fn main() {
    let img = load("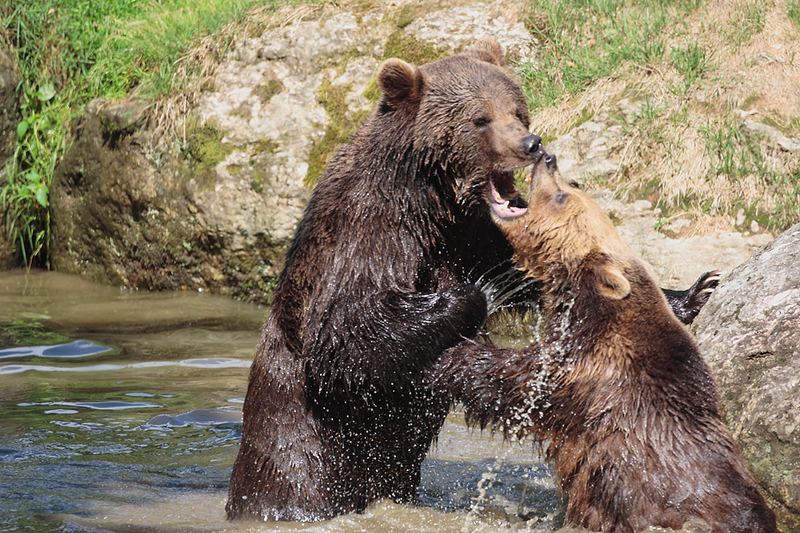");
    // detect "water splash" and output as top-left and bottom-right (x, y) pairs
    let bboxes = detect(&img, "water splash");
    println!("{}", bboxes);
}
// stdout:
(463, 446), (513, 532)
(504, 295), (576, 439)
